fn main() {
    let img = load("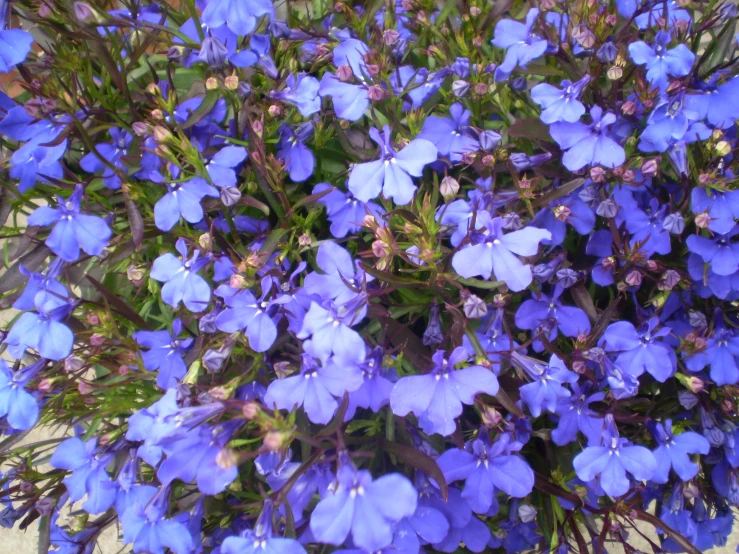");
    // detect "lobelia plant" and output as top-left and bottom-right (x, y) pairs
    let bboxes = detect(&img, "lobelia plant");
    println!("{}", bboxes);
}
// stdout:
(2, 0), (739, 553)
